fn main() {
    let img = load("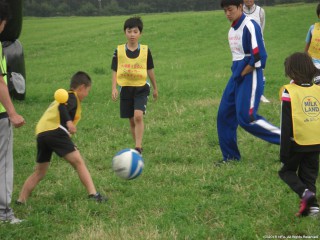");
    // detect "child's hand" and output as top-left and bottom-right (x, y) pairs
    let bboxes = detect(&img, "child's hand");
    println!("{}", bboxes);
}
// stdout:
(112, 88), (118, 101)
(66, 121), (77, 134)
(153, 89), (158, 101)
